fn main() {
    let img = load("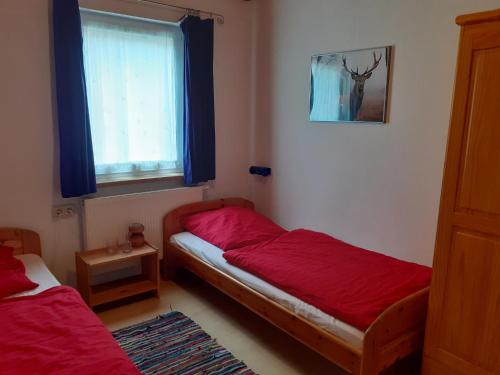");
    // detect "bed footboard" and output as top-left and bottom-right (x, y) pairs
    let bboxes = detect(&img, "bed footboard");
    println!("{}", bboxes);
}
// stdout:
(361, 287), (429, 375)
